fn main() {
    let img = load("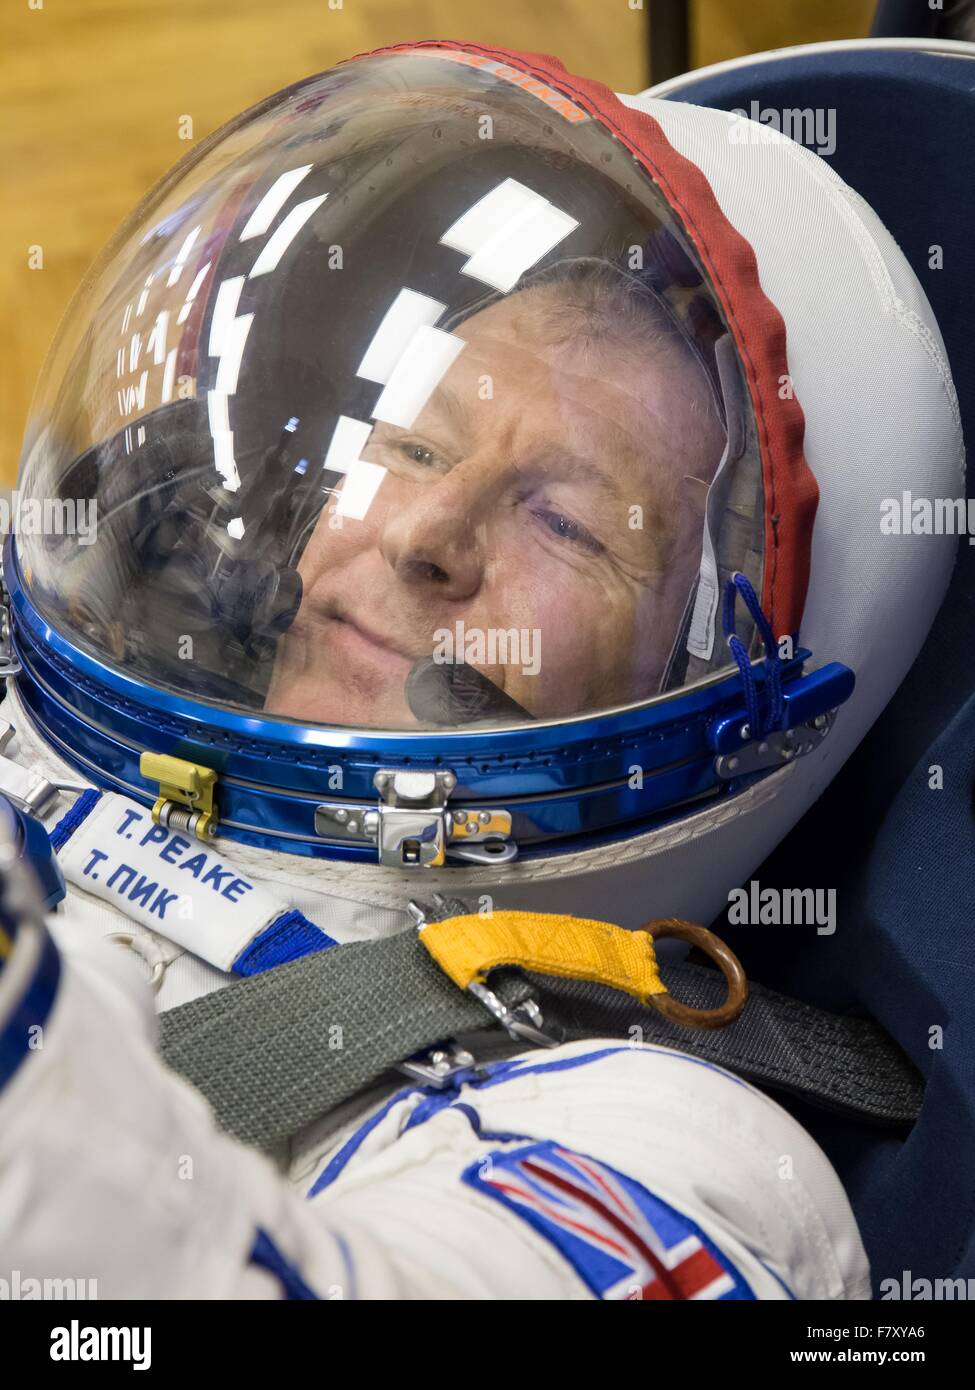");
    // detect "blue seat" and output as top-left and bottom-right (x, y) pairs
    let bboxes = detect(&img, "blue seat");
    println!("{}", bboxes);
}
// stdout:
(871, 0), (962, 39)
(666, 49), (974, 452)
(666, 49), (975, 1291)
